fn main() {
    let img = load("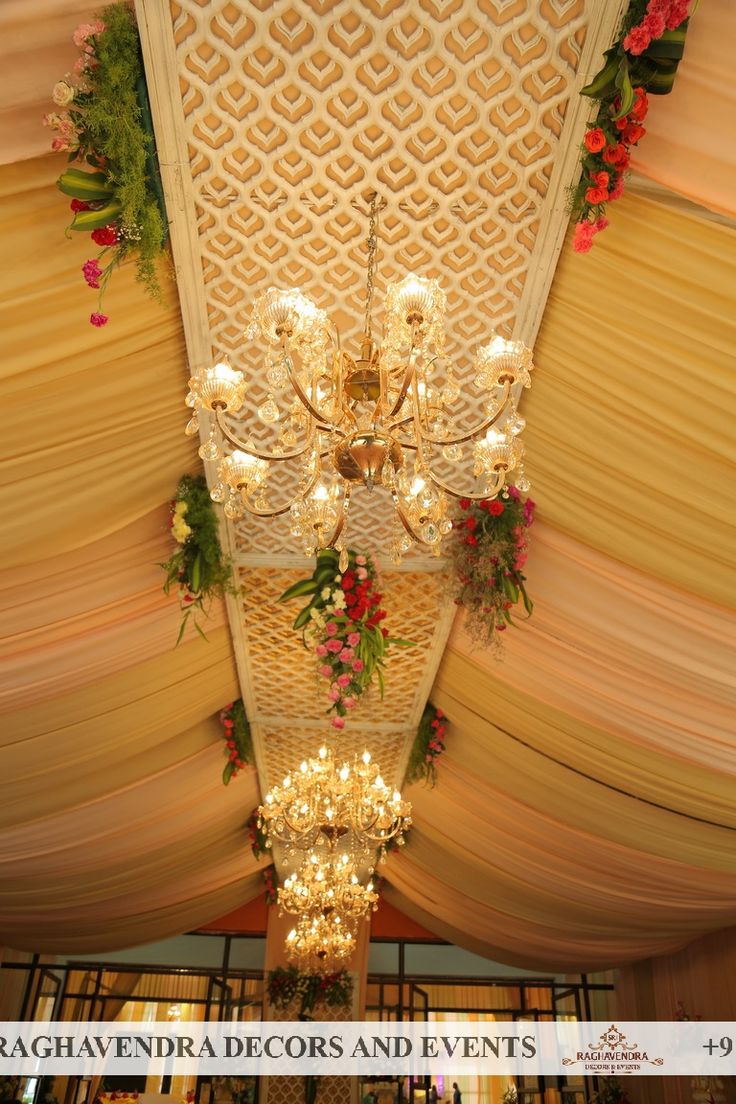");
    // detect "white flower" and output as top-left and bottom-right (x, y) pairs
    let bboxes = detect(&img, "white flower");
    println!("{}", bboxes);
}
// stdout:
(321, 586), (332, 600)
(333, 591), (346, 609)
(52, 81), (75, 106)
